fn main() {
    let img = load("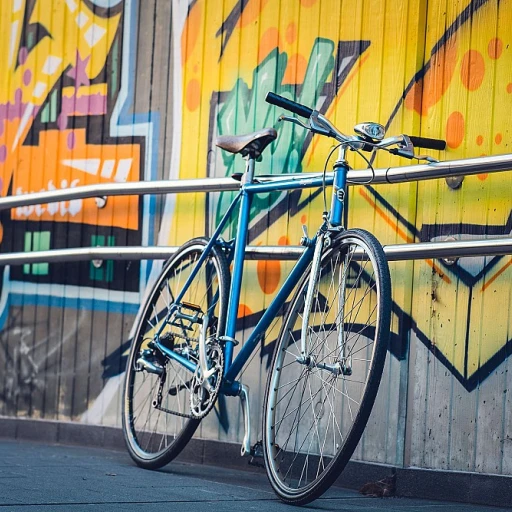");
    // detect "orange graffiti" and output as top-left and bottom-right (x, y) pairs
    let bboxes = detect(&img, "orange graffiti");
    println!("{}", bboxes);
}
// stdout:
(186, 79), (201, 112)
(283, 54), (308, 85)
(405, 41), (458, 116)
(446, 111), (465, 149)
(13, 129), (139, 229)
(258, 27), (282, 63)
(488, 37), (503, 59)
(257, 258), (282, 295)
(482, 257), (512, 292)
(285, 22), (297, 45)
(460, 50), (485, 91)
(238, 303), (253, 318)
(0, 0), (140, 232)
(182, 1), (202, 65)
